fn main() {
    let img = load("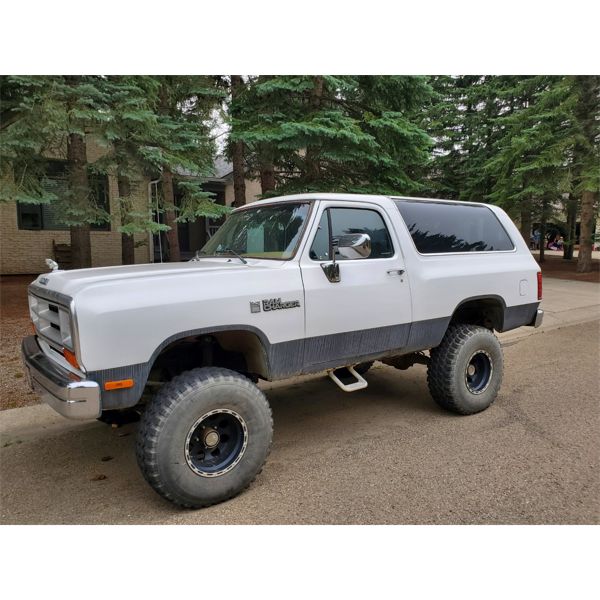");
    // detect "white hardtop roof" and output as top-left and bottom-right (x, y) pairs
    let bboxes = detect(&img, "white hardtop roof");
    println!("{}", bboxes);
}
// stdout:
(240, 192), (491, 209)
